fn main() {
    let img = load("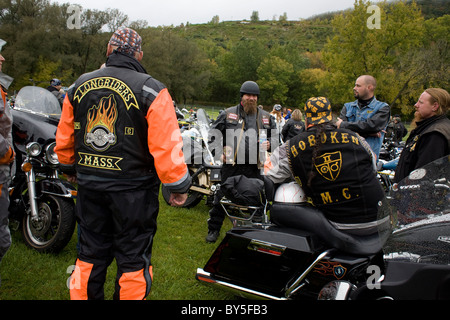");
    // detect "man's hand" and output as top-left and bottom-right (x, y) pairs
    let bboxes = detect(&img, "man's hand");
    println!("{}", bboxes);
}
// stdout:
(336, 117), (343, 128)
(262, 140), (270, 151)
(169, 192), (188, 207)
